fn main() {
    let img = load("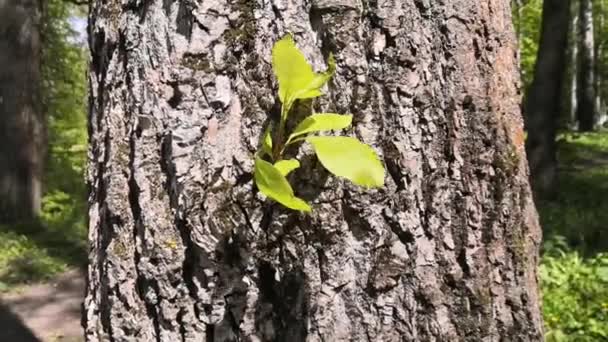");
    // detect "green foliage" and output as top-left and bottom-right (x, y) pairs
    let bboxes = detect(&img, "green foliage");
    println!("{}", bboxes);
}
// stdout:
(261, 124), (273, 157)
(0, 230), (66, 287)
(288, 113), (353, 143)
(274, 159), (300, 176)
(254, 35), (384, 211)
(41, 0), (87, 263)
(272, 34), (336, 108)
(306, 136), (384, 188)
(43, 0), (88, 184)
(254, 157), (311, 212)
(513, 0), (543, 88)
(541, 239), (608, 341)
